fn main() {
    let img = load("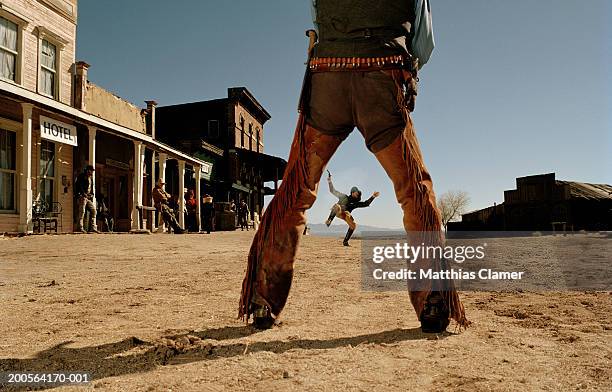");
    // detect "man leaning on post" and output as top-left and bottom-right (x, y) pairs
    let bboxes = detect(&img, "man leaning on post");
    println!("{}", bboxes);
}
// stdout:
(152, 178), (185, 234)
